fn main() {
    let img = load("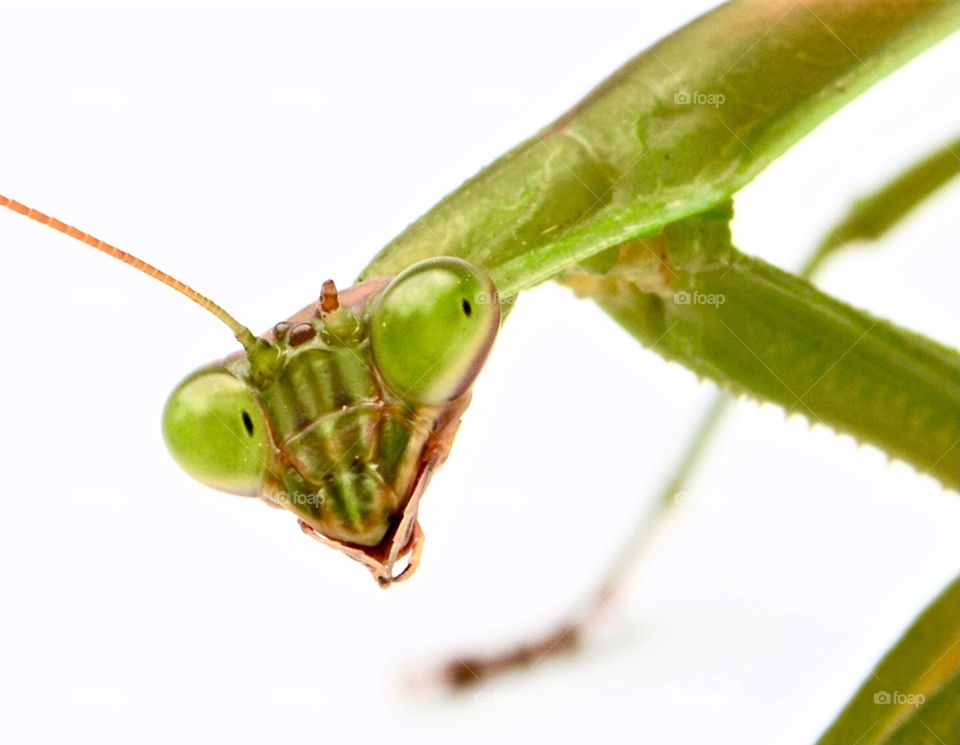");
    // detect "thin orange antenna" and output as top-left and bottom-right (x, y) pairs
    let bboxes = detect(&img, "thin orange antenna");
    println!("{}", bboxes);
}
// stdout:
(0, 194), (256, 349)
